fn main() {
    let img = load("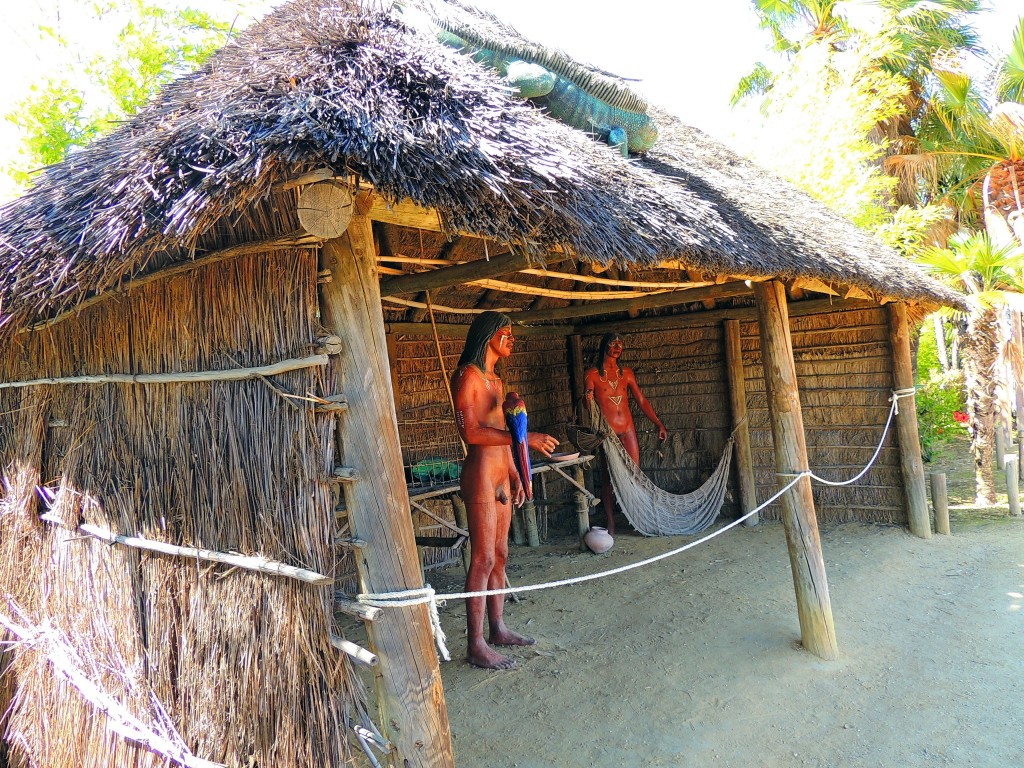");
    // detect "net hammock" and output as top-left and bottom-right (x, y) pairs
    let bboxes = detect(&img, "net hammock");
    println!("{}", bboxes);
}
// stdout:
(570, 399), (734, 537)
